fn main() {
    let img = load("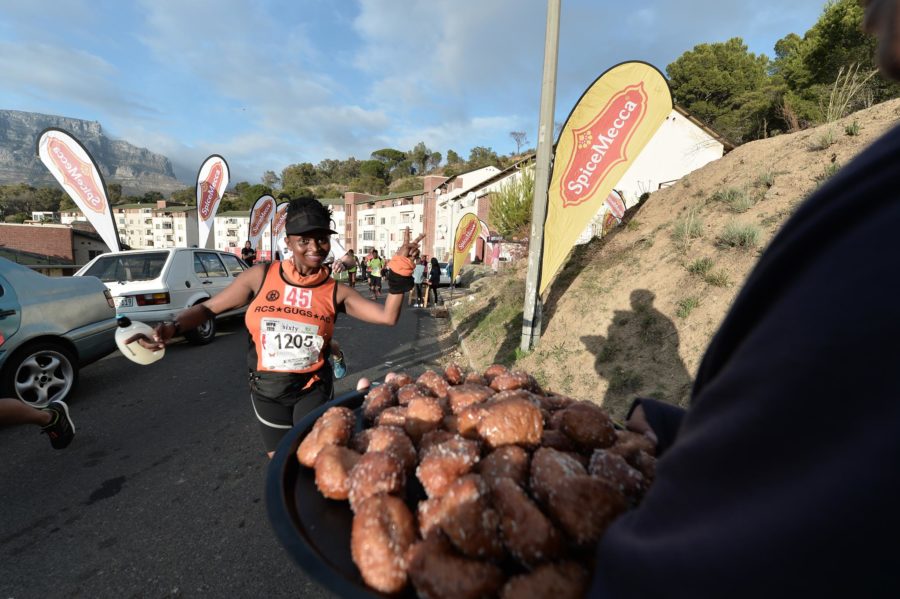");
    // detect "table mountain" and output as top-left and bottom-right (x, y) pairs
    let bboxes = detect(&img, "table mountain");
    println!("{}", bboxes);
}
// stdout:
(0, 109), (184, 196)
